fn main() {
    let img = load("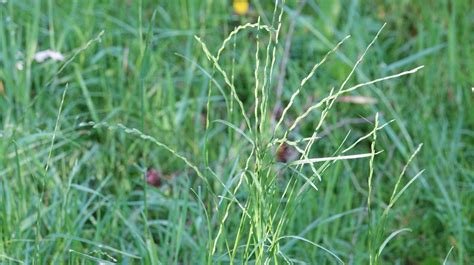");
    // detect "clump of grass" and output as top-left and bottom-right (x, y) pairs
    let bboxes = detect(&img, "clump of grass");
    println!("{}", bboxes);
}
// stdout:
(191, 1), (424, 264)
(84, 1), (425, 263)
